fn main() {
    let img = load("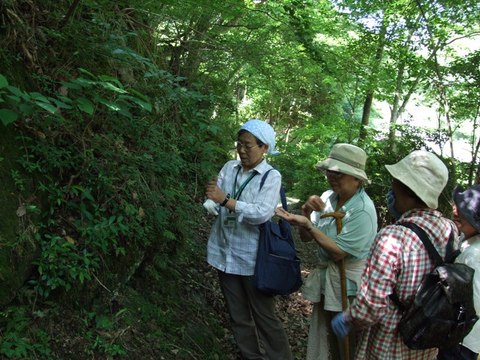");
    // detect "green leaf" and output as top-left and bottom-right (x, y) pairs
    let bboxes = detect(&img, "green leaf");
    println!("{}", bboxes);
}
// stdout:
(30, 92), (50, 102)
(100, 82), (127, 94)
(120, 95), (152, 112)
(98, 75), (123, 88)
(118, 106), (132, 118)
(97, 97), (121, 111)
(7, 85), (30, 101)
(73, 77), (96, 87)
(0, 74), (8, 89)
(57, 95), (73, 104)
(133, 98), (152, 112)
(0, 108), (18, 125)
(19, 103), (34, 115)
(61, 81), (83, 90)
(78, 68), (97, 79)
(128, 88), (149, 101)
(76, 97), (94, 114)
(52, 98), (73, 109)
(35, 100), (57, 114)
(81, 189), (95, 202)
(95, 315), (113, 330)
(6, 95), (21, 103)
